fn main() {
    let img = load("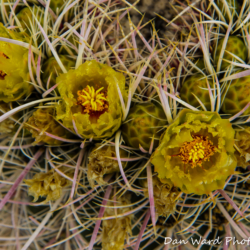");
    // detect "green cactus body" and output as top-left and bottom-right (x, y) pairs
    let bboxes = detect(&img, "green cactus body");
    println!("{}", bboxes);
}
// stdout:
(42, 55), (75, 89)
(50, 0), (65, 14)
(222, 74), (250, 115)
(216, 0), (240, 22)
(122, 103), (166, 151)
(180, 74), (212, 110)
(16, 6), (45, 31)
(50, 0), (74, 19)
(214, 36), (247, 70)
(192, 58), (206, 72)
(16, 6), (45, 45)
